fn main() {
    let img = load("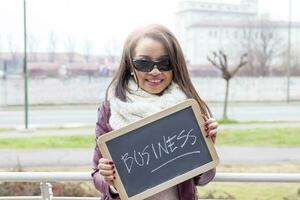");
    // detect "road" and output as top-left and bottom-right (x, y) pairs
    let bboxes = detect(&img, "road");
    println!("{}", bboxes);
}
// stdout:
(1, 146), (300, 168)
(1, 102), (299, 128)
